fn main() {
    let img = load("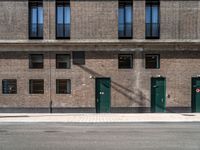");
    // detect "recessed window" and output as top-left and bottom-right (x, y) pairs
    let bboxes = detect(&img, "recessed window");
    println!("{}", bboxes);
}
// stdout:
(2, 79), (17, 94)
(56, 0), (70, 39)
(73, 51), (85, 65)
(29, 54), (43, 69)
(29, 79), (44, 94)
(118, 0), (133, 39)
(118, 54), (133, 69)
(56, 54), (71, 69)
(56, 79), (71, 94)
(145, 54), (160, 69)
(146, 0), (160, 39)
(29, 0), (43, 39)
